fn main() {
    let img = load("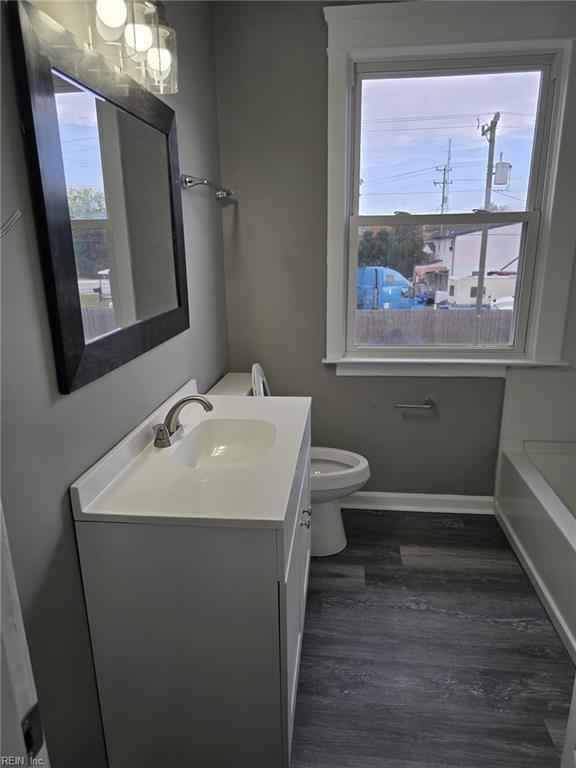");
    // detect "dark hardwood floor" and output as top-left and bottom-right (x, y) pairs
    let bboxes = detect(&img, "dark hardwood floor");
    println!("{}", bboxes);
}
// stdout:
(291, 510), (575, 768)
